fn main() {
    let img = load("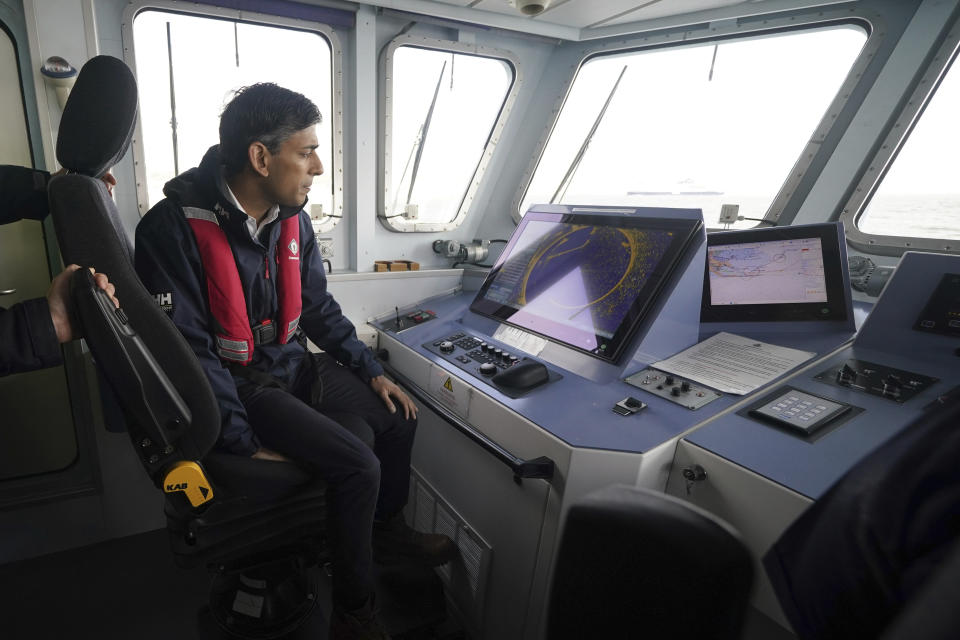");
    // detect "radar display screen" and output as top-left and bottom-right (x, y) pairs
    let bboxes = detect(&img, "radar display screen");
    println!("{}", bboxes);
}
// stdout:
(470, 211), (702, 363)
(701, 223), (848, 323)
